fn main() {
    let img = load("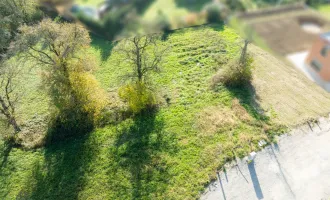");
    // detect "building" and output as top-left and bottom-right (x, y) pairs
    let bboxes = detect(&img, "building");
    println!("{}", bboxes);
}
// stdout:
(305, 32), (330, 91)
